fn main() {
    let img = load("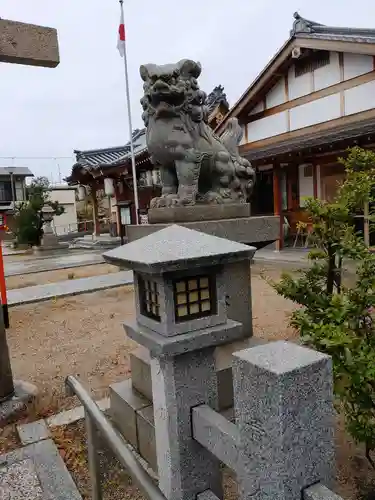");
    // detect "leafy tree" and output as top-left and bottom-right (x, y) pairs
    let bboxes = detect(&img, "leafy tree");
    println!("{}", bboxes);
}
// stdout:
(13, 177), (64, 247)
(271, 147), (375, 465)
